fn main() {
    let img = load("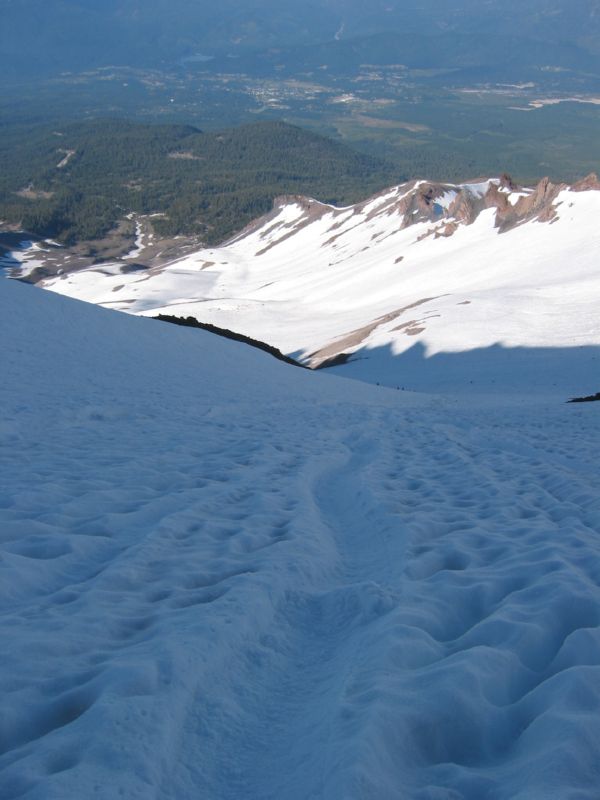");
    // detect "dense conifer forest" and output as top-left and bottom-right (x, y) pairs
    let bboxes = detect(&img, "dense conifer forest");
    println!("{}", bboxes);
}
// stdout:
(0, 120), (399, 245)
